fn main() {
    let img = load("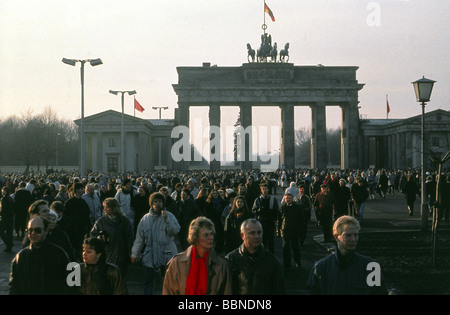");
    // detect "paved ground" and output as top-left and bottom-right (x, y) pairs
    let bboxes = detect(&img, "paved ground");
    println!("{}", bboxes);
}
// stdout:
(1, 190), (443, 295)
